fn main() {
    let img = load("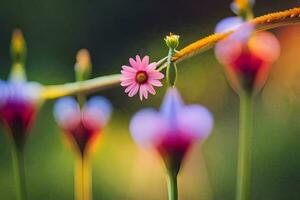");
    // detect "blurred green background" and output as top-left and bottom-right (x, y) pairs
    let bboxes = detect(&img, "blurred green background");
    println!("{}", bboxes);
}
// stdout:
(0, 0), (300, 199)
